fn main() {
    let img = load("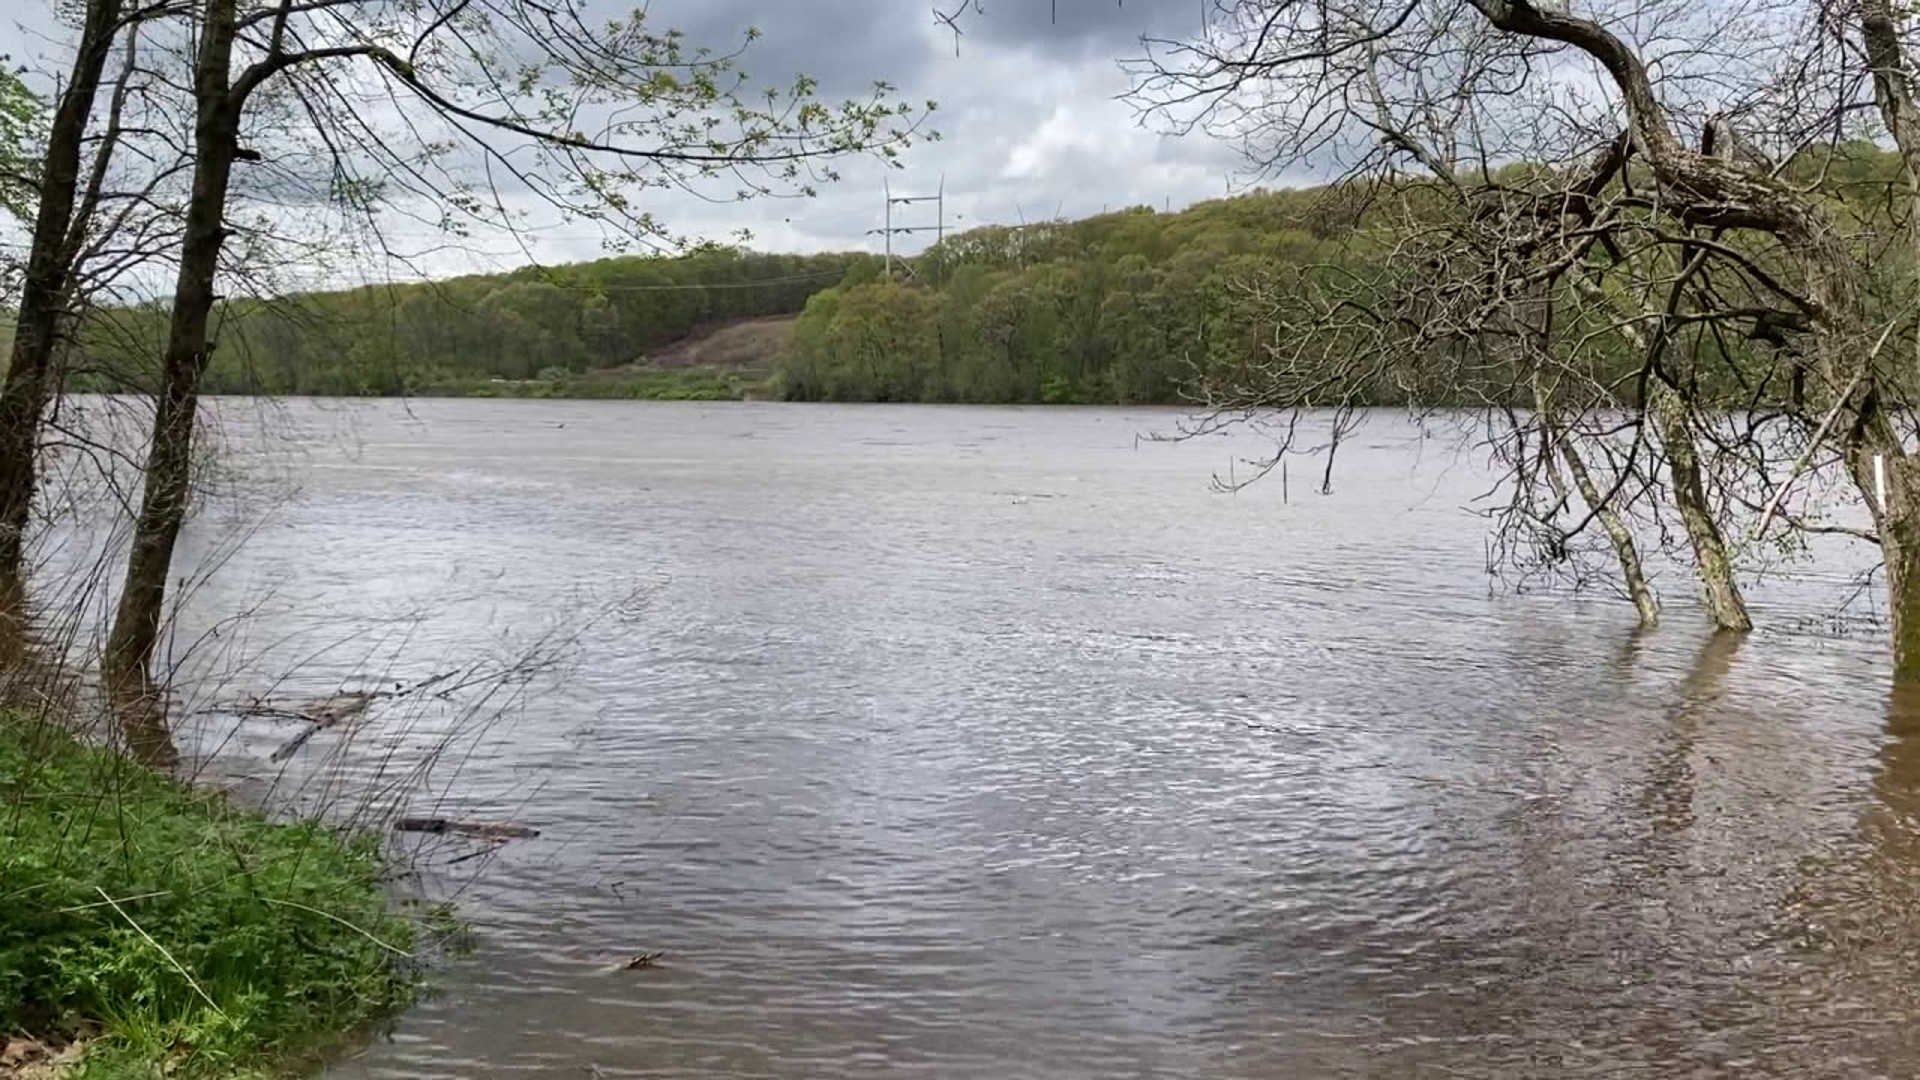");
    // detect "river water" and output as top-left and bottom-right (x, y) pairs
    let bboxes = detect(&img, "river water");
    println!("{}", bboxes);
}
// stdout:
(107, 399), (1920, 1077)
